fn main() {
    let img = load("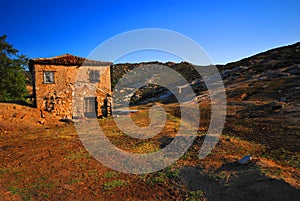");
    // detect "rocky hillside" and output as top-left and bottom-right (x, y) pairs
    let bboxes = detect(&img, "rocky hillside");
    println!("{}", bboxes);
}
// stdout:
(111, 42), (300, 105)
(218, 42), (300, 71)
(218, 42), (300, 101)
